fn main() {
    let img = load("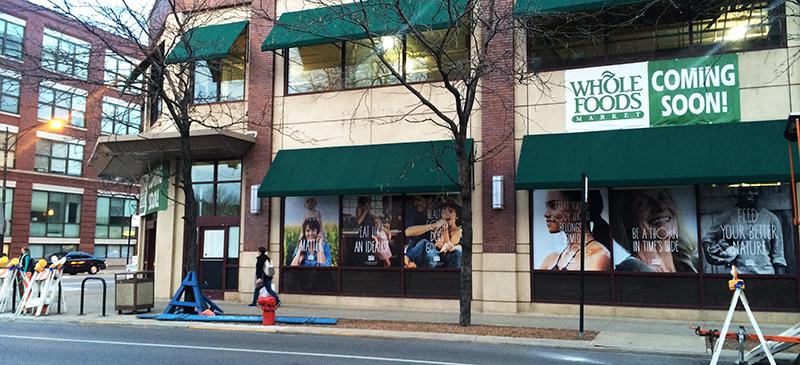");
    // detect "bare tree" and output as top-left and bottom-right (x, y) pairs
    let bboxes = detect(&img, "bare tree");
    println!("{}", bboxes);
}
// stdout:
(35, 0), (257, 278)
